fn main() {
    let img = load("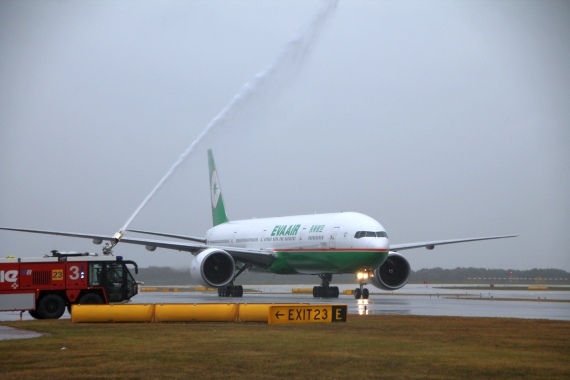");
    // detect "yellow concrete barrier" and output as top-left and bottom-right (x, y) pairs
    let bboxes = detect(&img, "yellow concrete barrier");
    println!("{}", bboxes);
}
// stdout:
(237, 304), (271, 322)
(140, 287), (158, 292)
(292, 288), (313, 293)
(343, 289), (354, 295)
(154, 303), (238, 322)
(71, 304), (155, 323)
(528, 286), (548, 290)
(71, 303), (334, 323)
